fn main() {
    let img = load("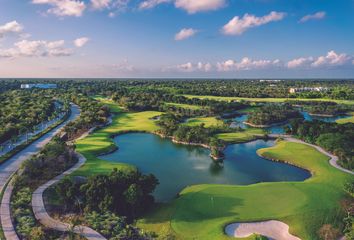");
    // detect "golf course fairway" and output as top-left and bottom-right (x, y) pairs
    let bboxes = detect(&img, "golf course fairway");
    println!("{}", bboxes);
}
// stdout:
(74, 99), (353, 240)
